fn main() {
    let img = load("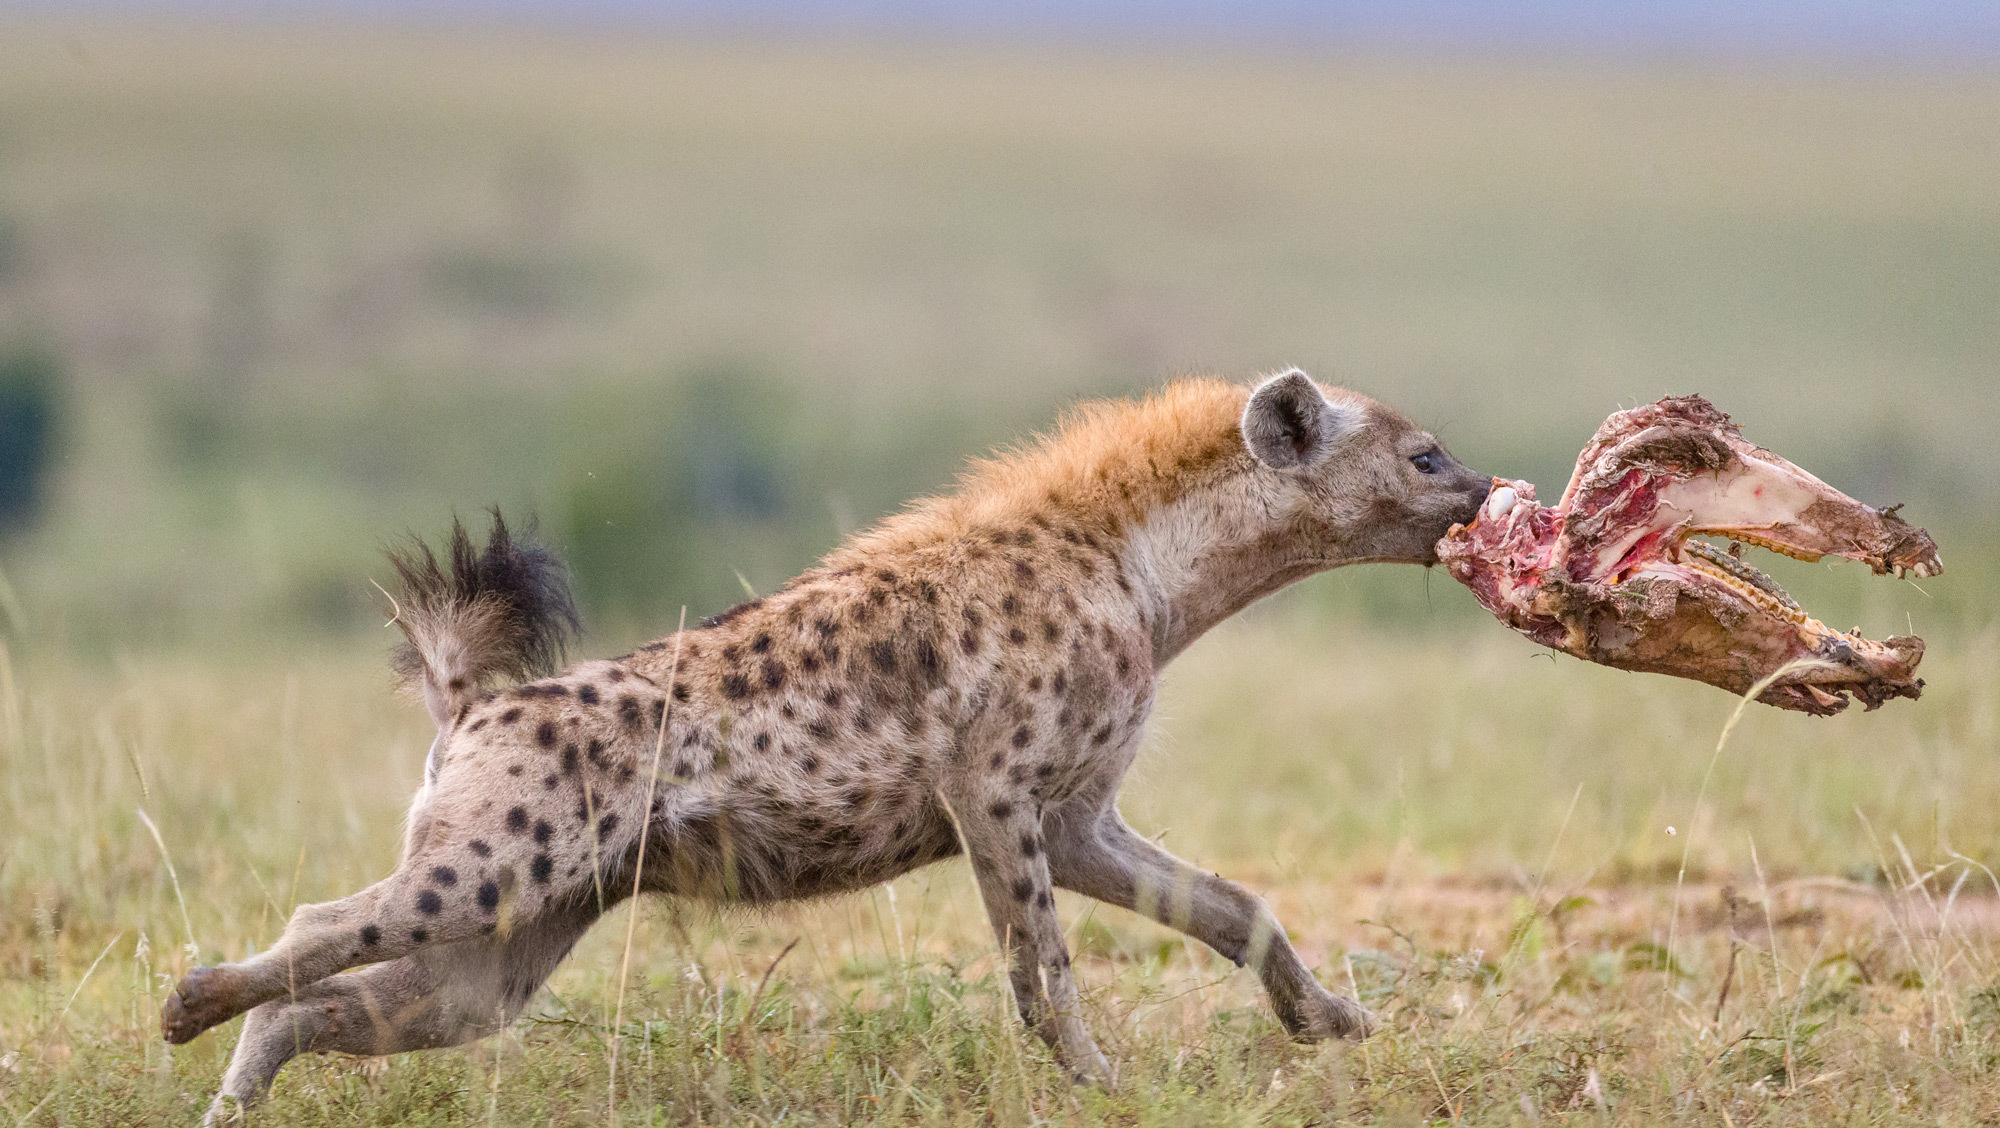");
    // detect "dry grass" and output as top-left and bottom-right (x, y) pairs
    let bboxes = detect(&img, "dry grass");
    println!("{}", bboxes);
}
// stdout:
(3, 618), (1998, 1124)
